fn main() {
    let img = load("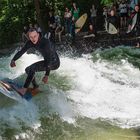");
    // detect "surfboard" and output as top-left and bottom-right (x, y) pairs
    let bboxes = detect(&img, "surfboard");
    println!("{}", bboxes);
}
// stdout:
(105, 21), (118, 34)
(126, 13), (137, 33)
(0, 80), (40, 101)
(75, 13), (88, 34)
